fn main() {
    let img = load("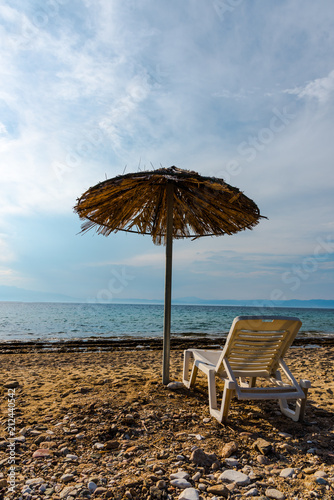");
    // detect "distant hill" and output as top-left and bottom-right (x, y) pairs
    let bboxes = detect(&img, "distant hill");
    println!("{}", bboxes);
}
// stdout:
(113, 297), (334, 309)
(0, 286), (333, 308)
(171, 297), (334, 309)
